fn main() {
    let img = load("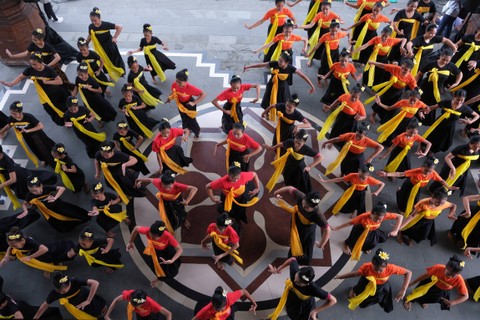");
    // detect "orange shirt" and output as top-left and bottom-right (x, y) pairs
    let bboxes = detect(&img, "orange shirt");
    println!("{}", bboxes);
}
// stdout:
(312, 11), (340, 29)
(414, 198), (452, 220)
(272, 33), (303, 50)
(358, 262), (408, 284)
(319, 31), (348, 50)
(338, 132), (377, 154)
(331, 62), (357, 80)
(356, 0), (386, 8)
(383, 64), (417, 90)
(343, 173), (382, 190)
(351, 212), (398, 230)
(366, 37), (403, 56)
(392, 132), (426, 148)
(263, 7), (294, 26)
(404, 168), (442, 187)
(390, 99), (427, 118)
(426, 264), (468, 295)
(359, 13), (390, 30)
(338, 93), (366, 116)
